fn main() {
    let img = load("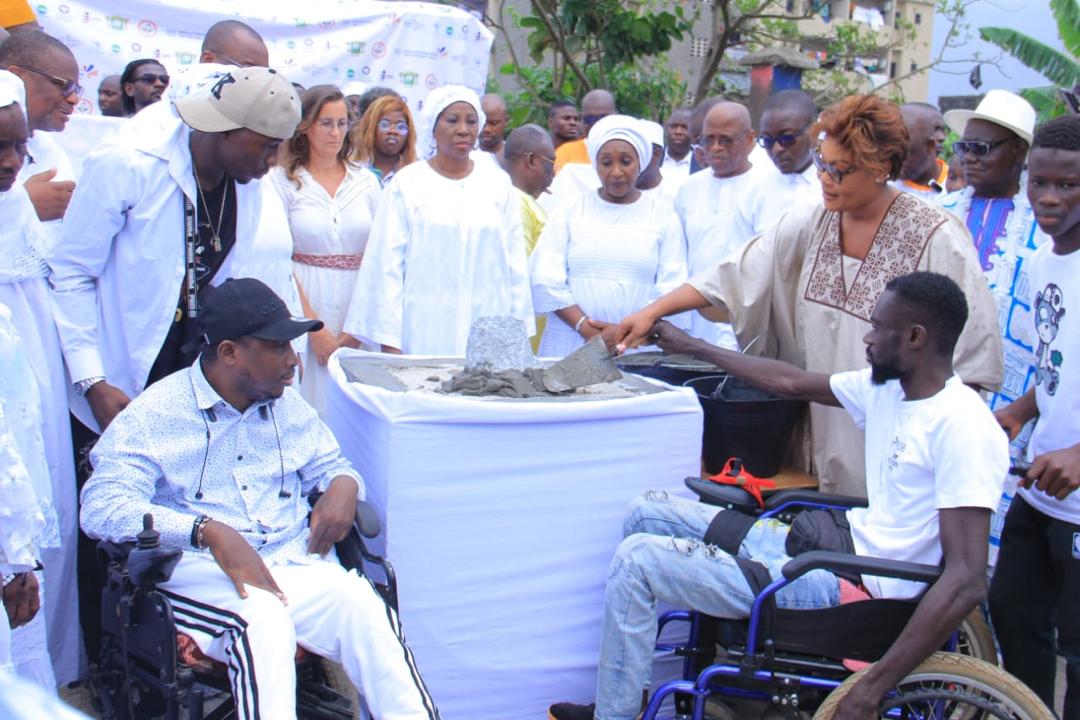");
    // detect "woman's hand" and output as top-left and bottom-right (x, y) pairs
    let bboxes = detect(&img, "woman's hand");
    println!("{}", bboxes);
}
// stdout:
(579, 318), (611, 342)
(337, 333), (362, 350)
(309, 328), (340, 367)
